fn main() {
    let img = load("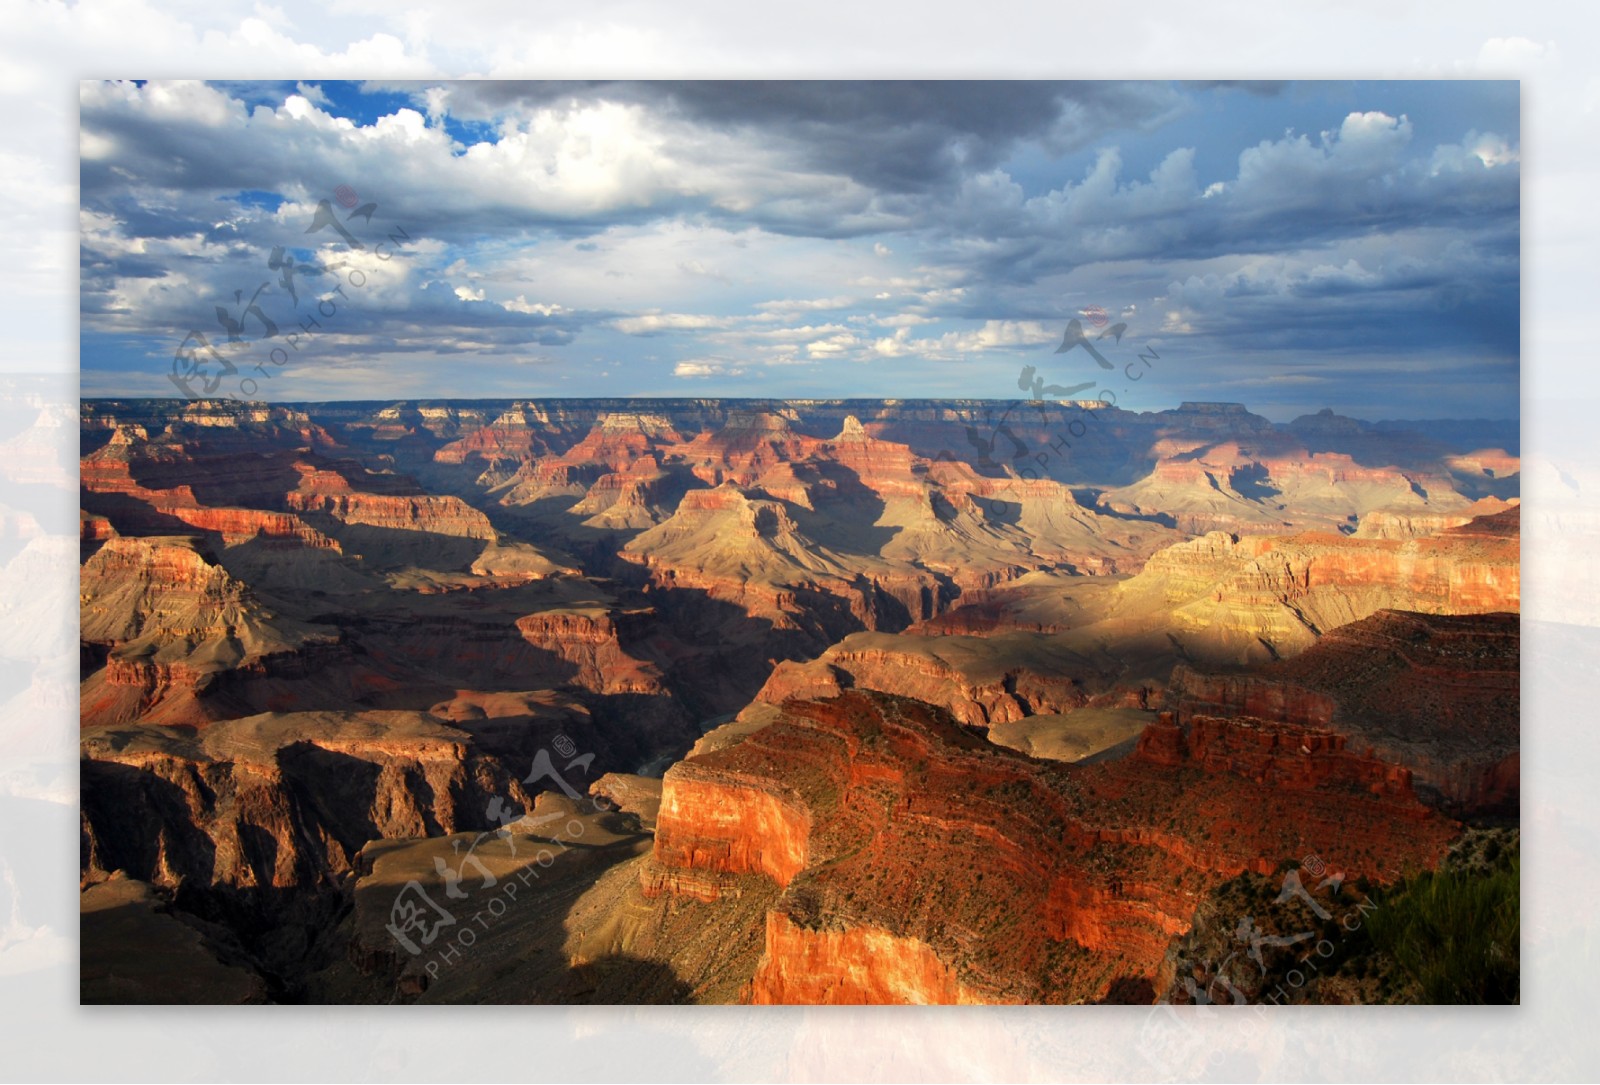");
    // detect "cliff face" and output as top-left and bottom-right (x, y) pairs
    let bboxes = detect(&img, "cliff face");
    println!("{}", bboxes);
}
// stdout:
(79, 536), (343, 725)
(1134, 711), (1419, 801)
(653, 769), (811, 890)
(1094, 430), (1492, 537)
(432, 407), (565, 467)
(80, 432), (341, 550)
(609, 411), (1178, 641)
(1169, 609), (1519, 817)
(1116, 507), (1519, 658)
(80, 711), (533, 989)
(620, 483), (940, 639)
(492, 412), (687, 514)
(1355, 497), (1517, 539)
(748, 913), (982, 1004)
(285, 462), (497, 540)
(648, 690), (1457, 1004)
(81, 711), (530, 893)
(513, 608), (670, 696)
